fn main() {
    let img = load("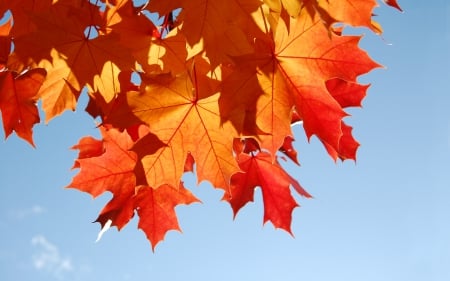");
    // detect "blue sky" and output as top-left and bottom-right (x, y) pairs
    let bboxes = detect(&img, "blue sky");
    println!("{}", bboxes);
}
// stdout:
(1, 1), (450, 281)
